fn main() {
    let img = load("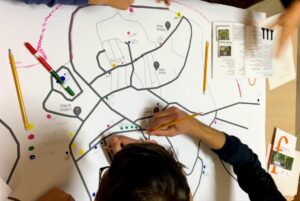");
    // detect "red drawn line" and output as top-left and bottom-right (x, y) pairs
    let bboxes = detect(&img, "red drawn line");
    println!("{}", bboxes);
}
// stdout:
(17, 62), (40, 68)
(17, 4), (61, 68)
(248, 78), (256, 86)
(37, 4), (61, 59)
(236, 79), (242, 98)
(172, 0), (211, 23)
